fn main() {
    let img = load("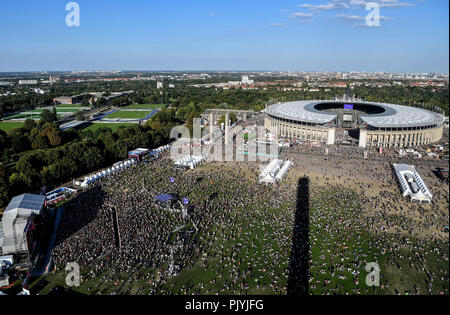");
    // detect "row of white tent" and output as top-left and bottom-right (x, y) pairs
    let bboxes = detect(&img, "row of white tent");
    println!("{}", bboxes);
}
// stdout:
(78, 145), (171, 188)
(259, 159), (292, 184)
(155, 145), (171, 154)
(174, 155), (207, 170)
(275, 160), (292, 182)
(80, 159), (137, 188)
